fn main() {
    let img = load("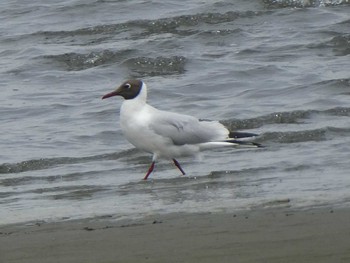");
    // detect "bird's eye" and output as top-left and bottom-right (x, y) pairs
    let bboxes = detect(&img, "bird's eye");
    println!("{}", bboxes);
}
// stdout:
(124, 83), (131, 89)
